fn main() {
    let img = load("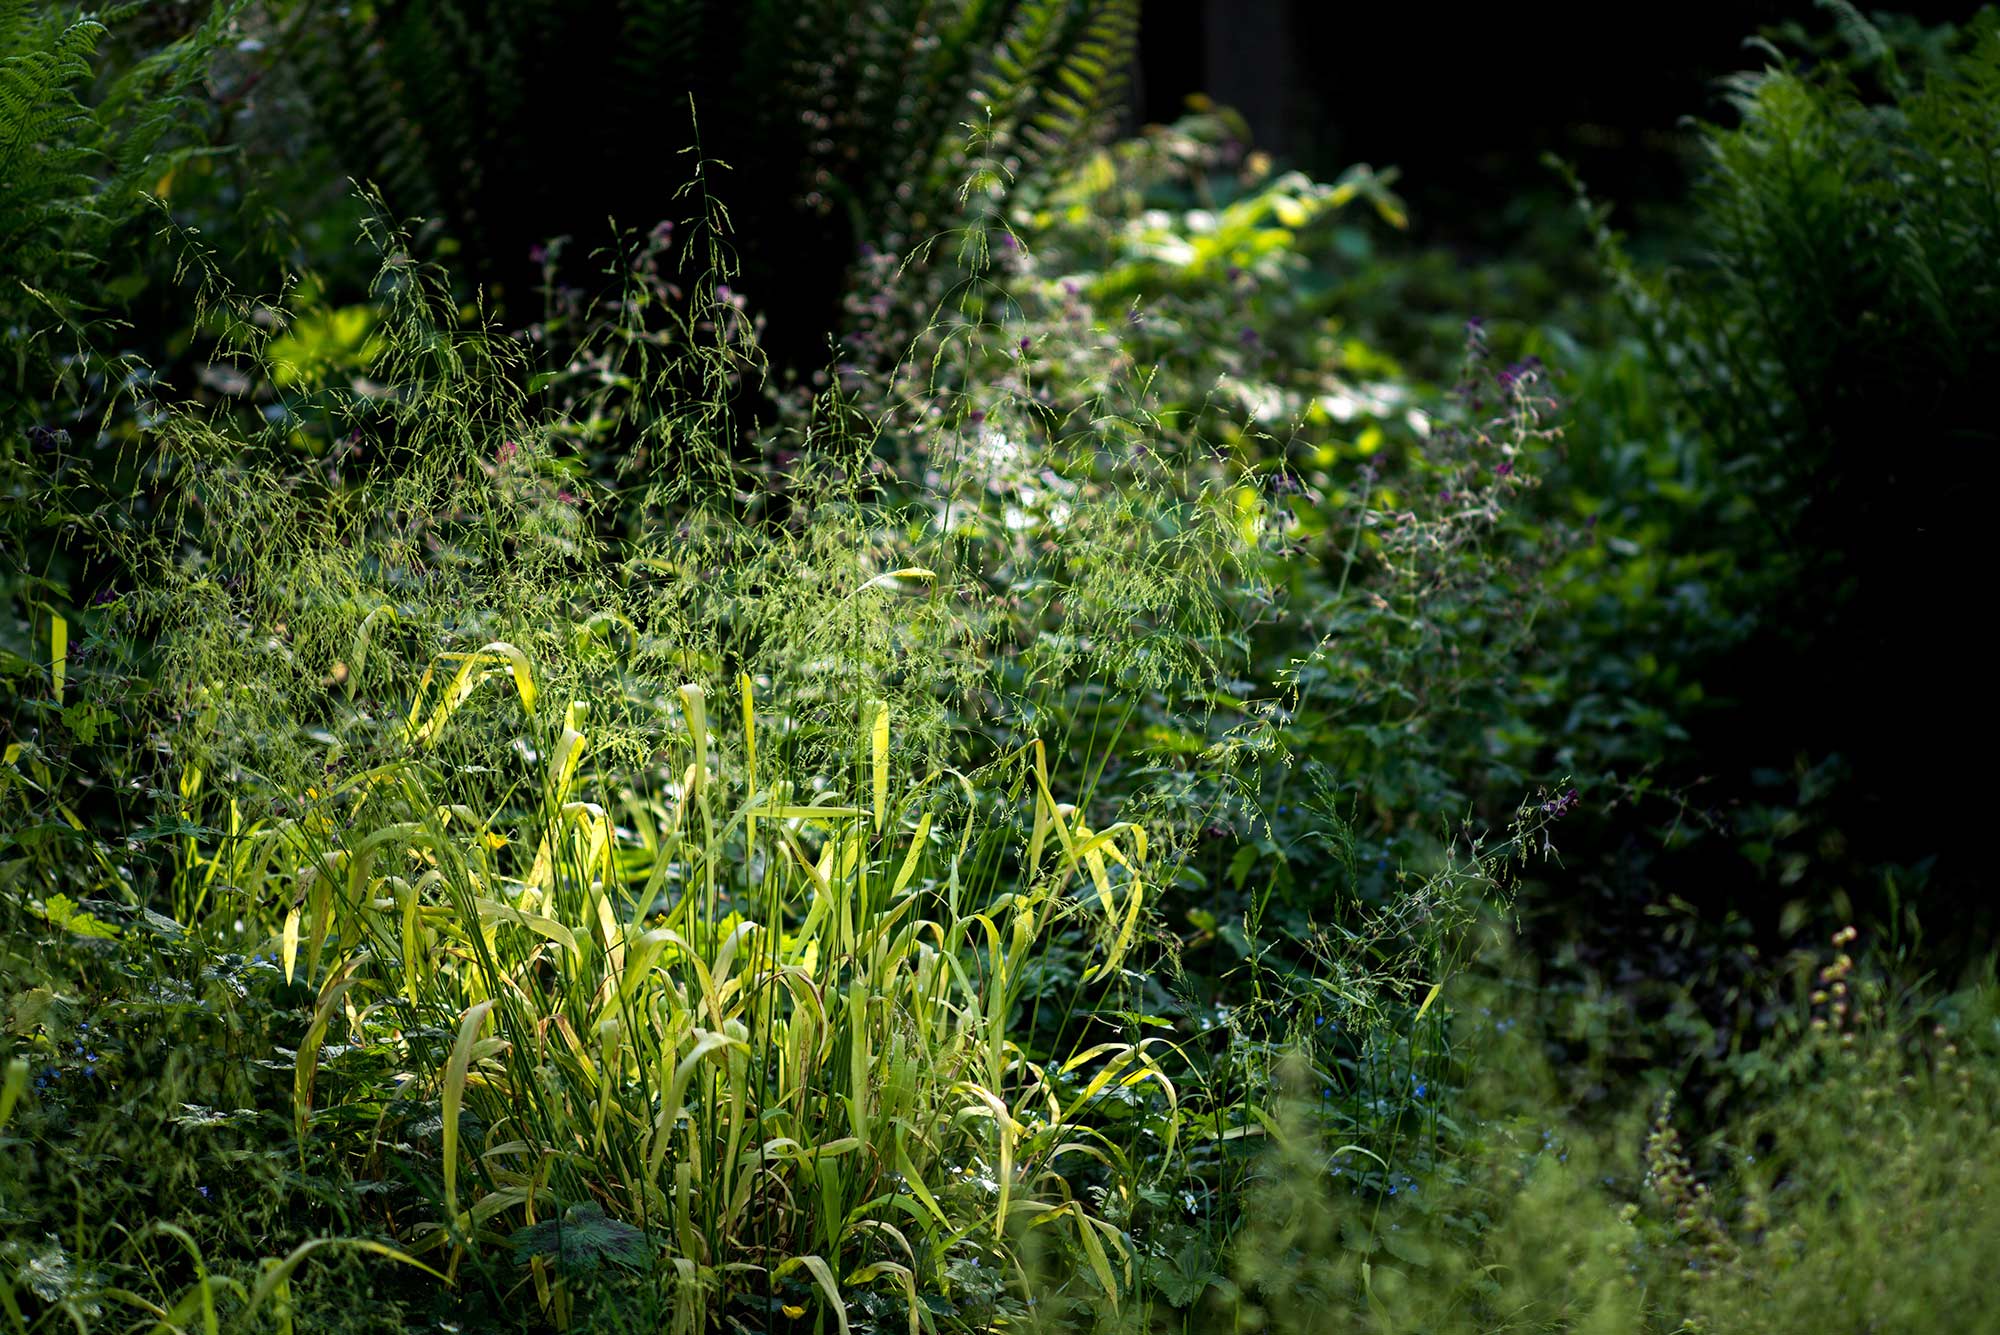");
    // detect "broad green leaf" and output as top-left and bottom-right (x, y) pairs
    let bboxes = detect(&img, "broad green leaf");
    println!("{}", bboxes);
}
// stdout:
(509, 1201), (651, 1272)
